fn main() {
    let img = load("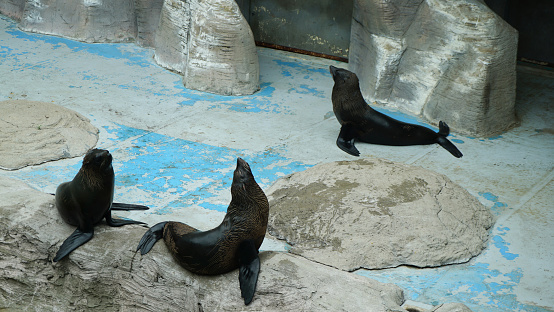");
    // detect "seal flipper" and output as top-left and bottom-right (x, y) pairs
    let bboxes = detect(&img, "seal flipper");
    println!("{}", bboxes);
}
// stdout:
(337, 124), (360, 156)
(136, 222), (168, 255)
(437, 121), (463, 158)
(104, 209), (146, 227)
(111, 202), (150, 211)
(53, 228), (94, 262)
(238, 240), (260, 305)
